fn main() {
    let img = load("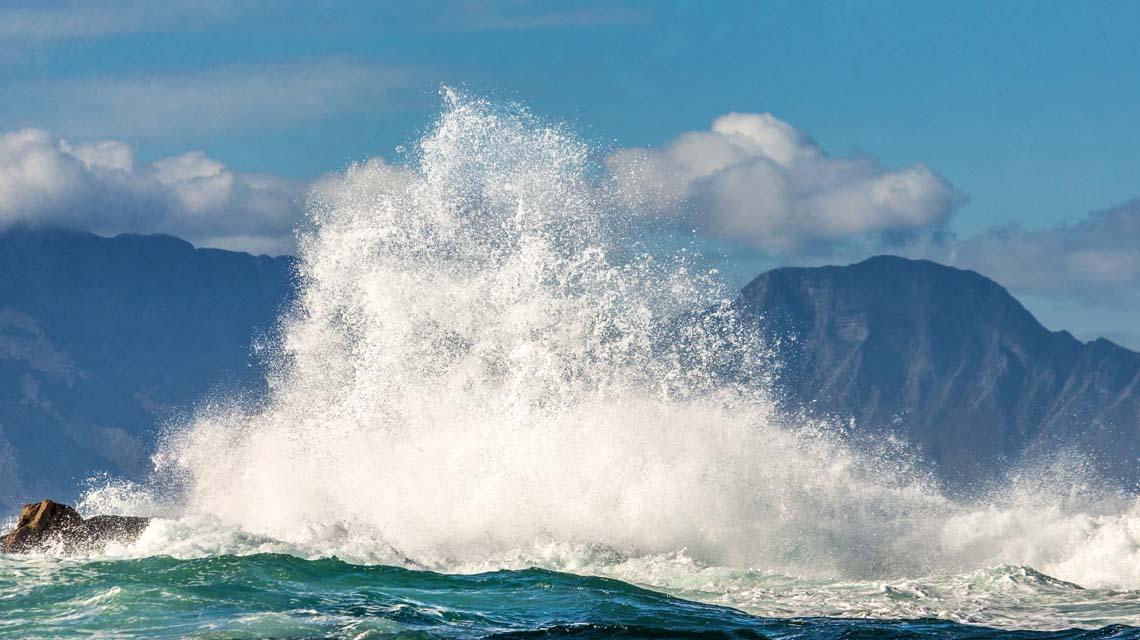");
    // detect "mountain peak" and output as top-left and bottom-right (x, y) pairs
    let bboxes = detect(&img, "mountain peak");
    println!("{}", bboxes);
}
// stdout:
(739, 255), (1140, 490)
